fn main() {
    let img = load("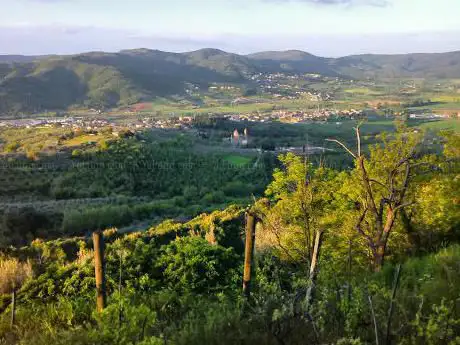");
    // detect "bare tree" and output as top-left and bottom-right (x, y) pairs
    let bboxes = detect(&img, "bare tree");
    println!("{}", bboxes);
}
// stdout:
(327, 125), (420, 271)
